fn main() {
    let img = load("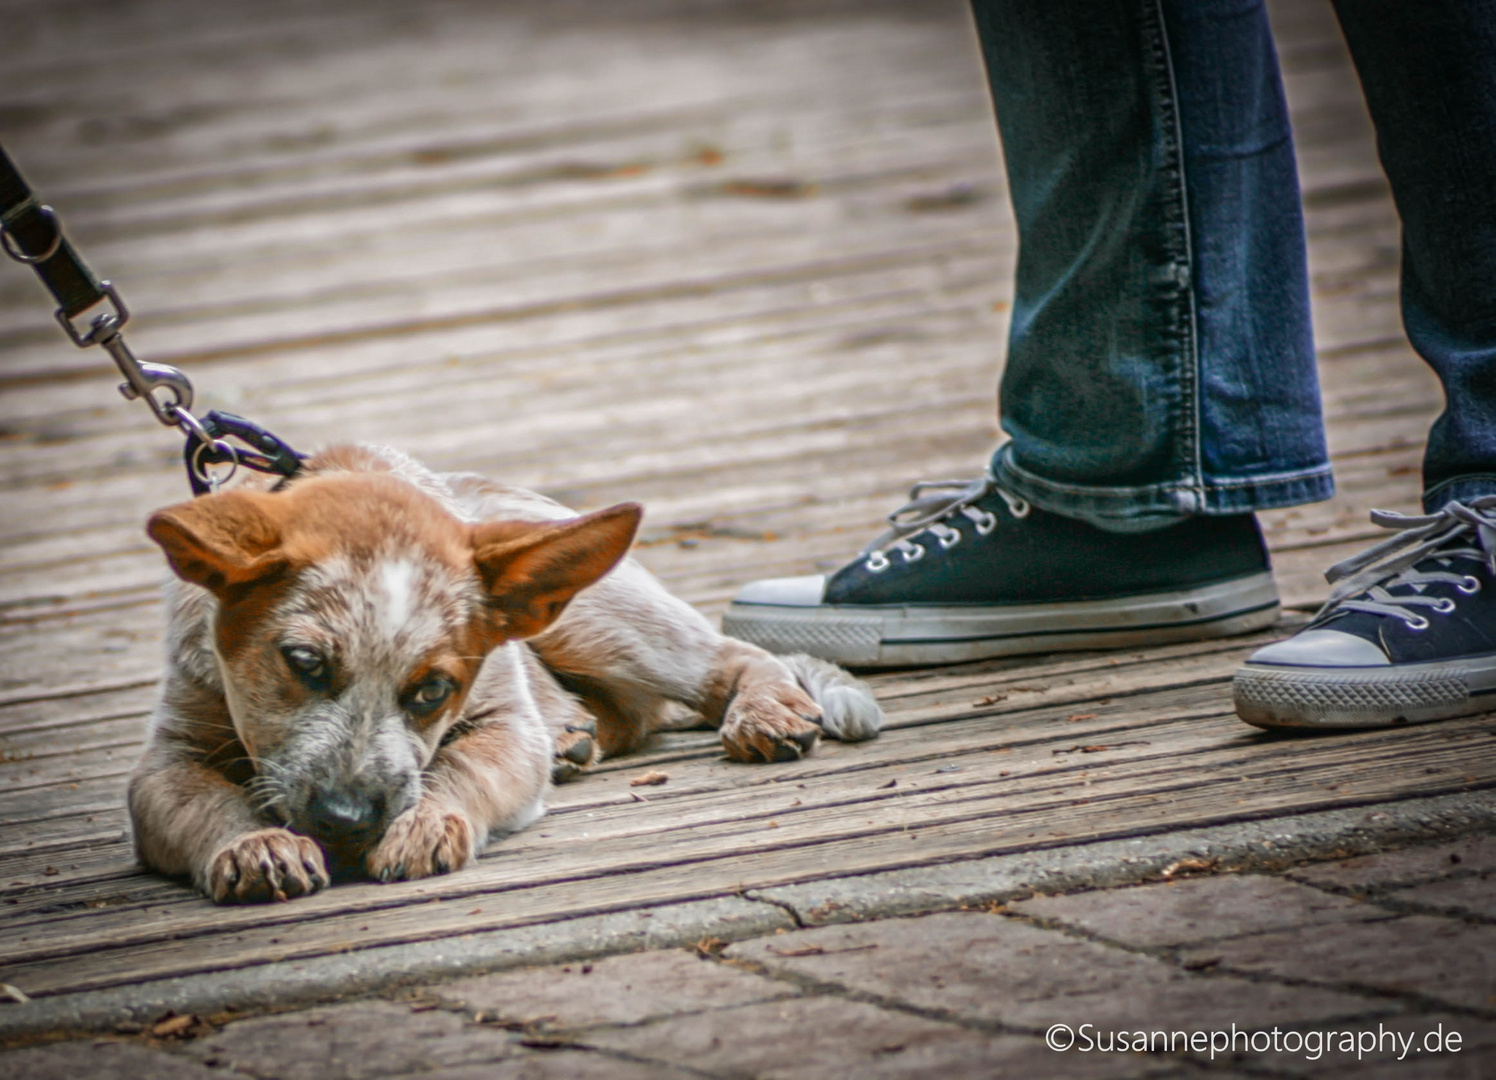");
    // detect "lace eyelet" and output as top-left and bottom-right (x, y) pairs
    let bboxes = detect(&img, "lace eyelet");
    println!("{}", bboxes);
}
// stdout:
(865, 551), (890, 573)
(937, 529), (960, 550)
(901, 543), (926, 563)
(974, 511), (997, 535)
(1434, 597), (1457, 614)
(1458, 575), (1482, 594)
(1405, 615), (1431, 631)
